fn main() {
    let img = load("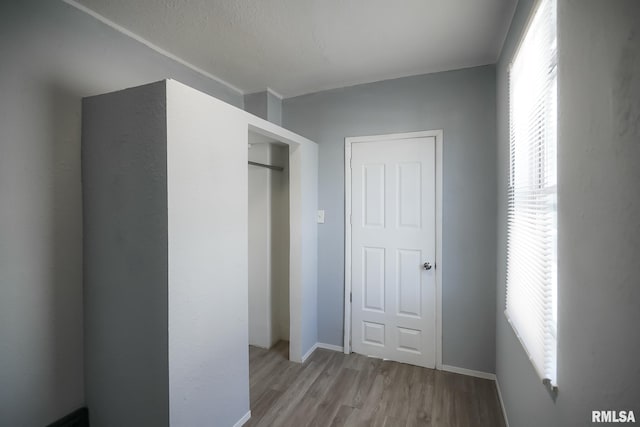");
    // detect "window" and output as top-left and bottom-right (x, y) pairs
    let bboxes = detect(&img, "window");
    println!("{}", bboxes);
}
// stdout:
(506, 0), (557, 389)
